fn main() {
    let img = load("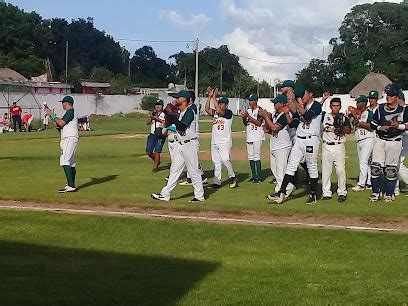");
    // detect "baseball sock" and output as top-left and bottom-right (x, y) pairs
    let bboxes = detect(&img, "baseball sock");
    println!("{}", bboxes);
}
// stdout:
(279, 174), (295, 194)
(249, 160), (256, 179)
(62, 165), (74, 187)
(385, 179), (397, 196)
(255, 160), (262, 180)
(71, 167), (76, 186)
(371, 177), (381, 194)
(309, 178), (318, 195)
